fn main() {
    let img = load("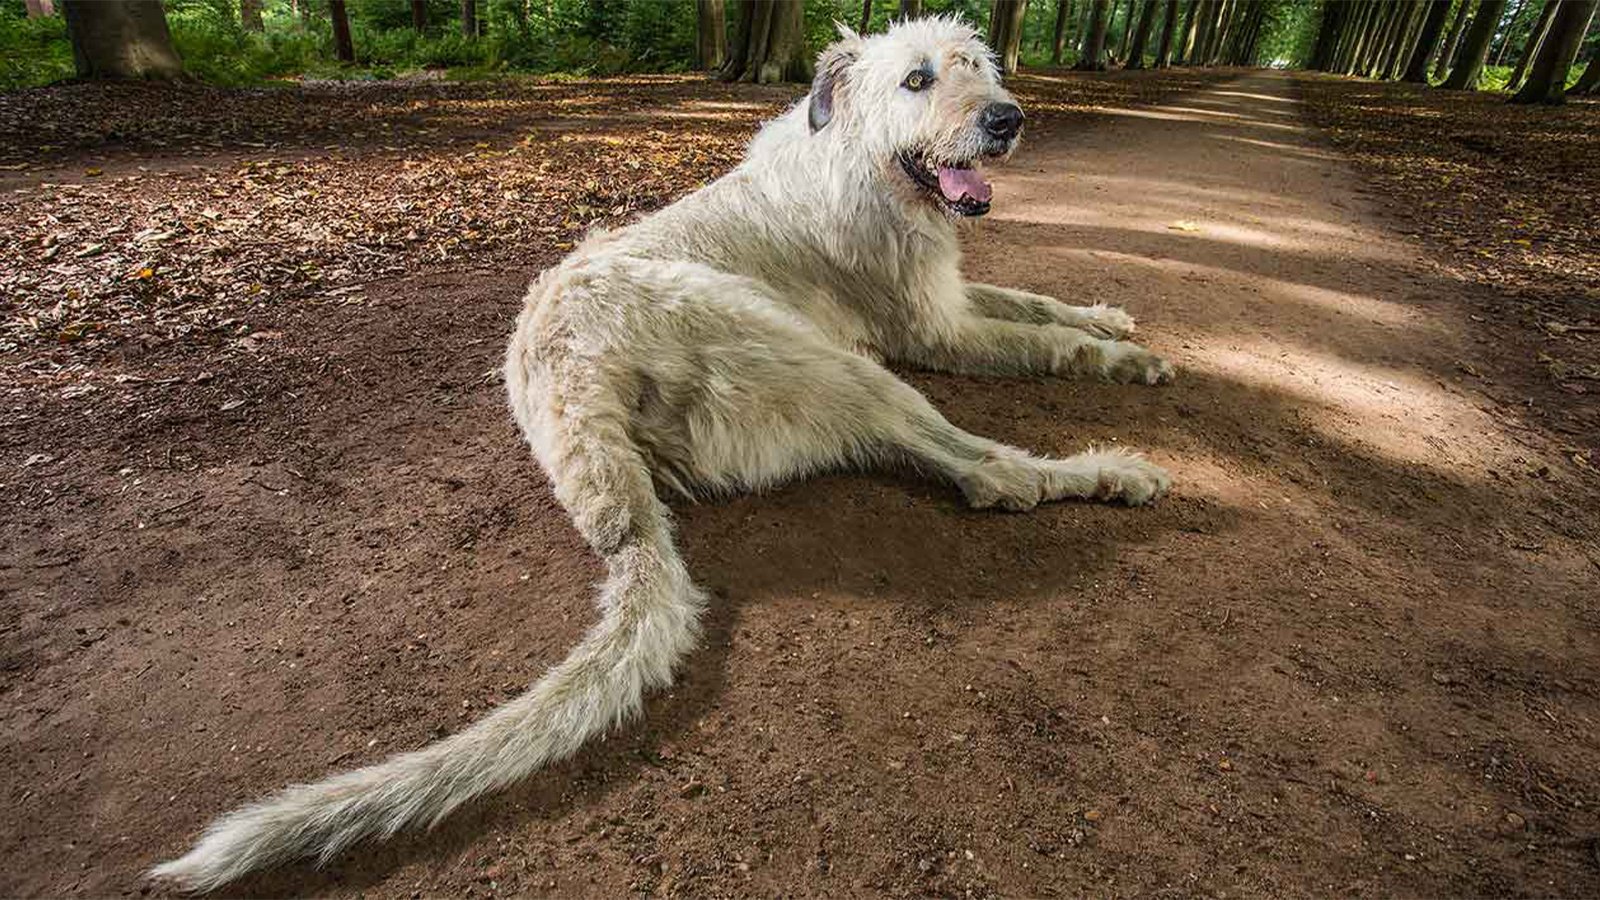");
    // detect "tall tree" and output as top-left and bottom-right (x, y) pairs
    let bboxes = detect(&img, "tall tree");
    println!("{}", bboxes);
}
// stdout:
(1441, 0), (1508, 87)
(1356, 1), (1392, 73)
(990, 0), (1030, 75)
(410, 0), (427, 33)
(1190, 0), (1215, 64)
(1118, 0), (1138, 59)
(1403, 0), (1454, 81)
(330, 0), (355, 61)
(1335, 0), (1373, 73)
(1361, 1), (1397, 75)
(1571, 50), (1600, 91)
(1052, 0), (1075, 64)
(899, 0), (922, 19)
(721, 1), (811, 84)
(1377, 0), (1422, 78)
(1435, 0), (1478, 78)
(1308, 0), (1345, 70)
(60, 0), (184, 80)
(1125, 0), (1158, 67)
(240, 0), (263, 32)
(1155, 0), (1180, 65)
(1512, 0), (1599, 102)
(859, 0), (873, 32)
(460, 0), (477, 38)
(697, 0), (727, 70)
(1493, 0), (1531, 64)
(1508, 0), (1561, 88)
(1076, 0), (1111, 69)
(1176, 0), (1200, 62)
